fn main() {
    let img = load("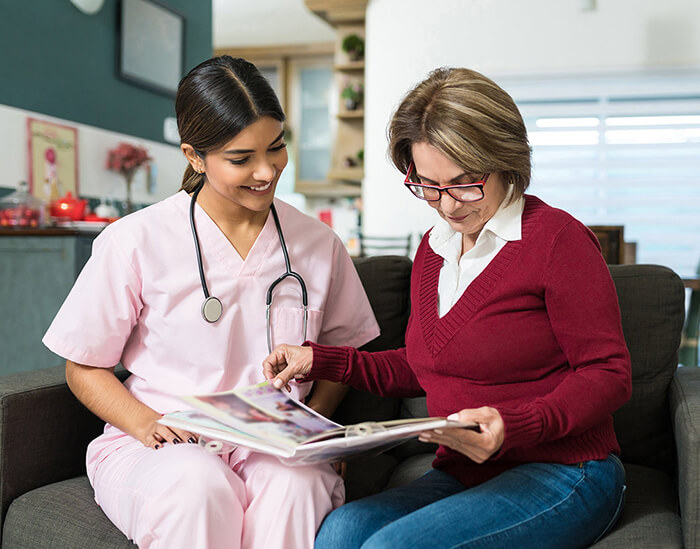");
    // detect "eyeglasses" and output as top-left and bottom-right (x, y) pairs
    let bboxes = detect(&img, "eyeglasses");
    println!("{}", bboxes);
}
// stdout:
(403, 162), (488, 202)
